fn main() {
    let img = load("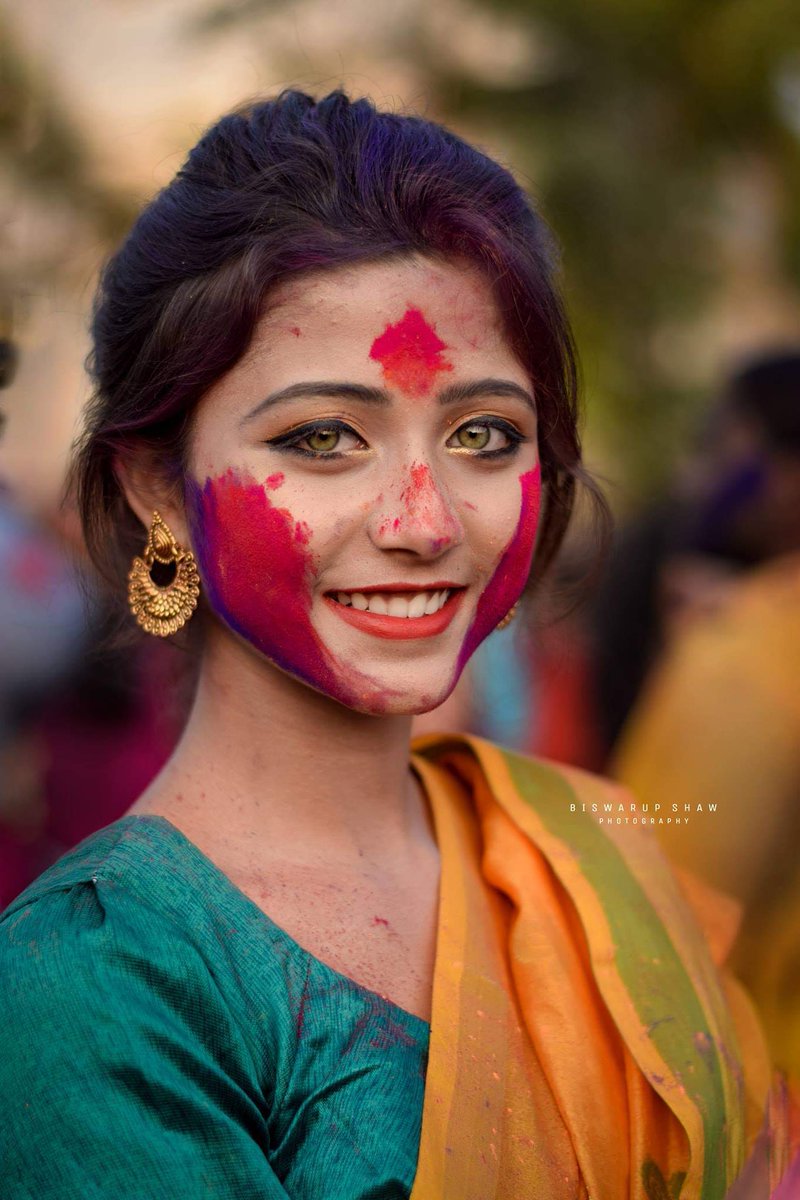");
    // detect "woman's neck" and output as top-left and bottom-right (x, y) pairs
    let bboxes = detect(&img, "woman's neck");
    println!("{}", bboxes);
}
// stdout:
(132, 628), (432, 869)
